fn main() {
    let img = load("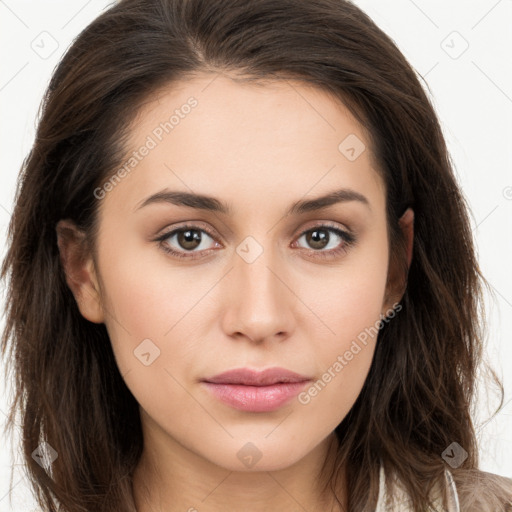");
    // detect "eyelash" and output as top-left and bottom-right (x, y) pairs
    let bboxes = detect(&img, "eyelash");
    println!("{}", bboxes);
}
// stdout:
(155, 222), (357, 261)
